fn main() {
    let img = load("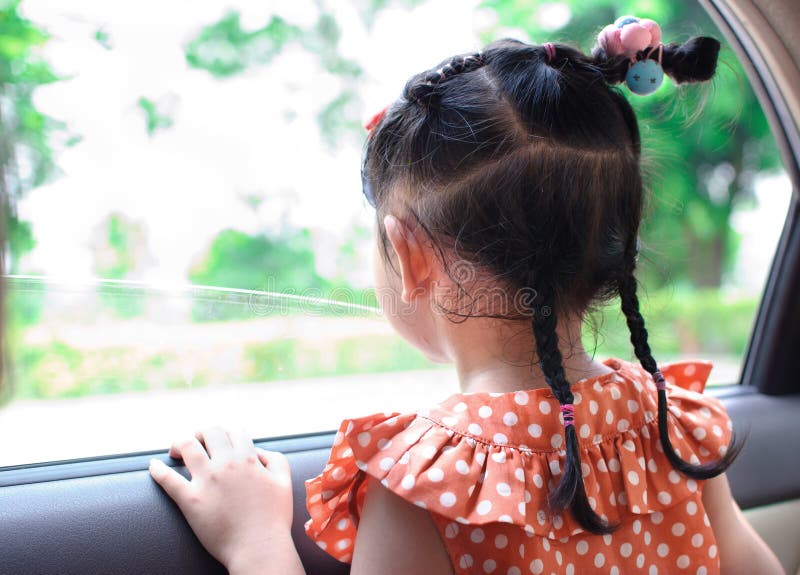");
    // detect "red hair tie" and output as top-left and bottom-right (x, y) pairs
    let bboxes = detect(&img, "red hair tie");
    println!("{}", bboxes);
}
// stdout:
(365, 105), (388, 132)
